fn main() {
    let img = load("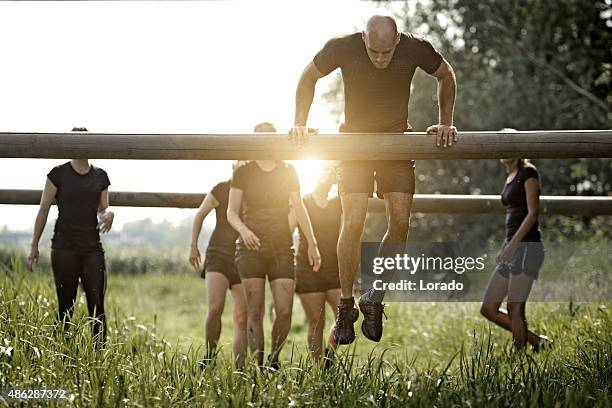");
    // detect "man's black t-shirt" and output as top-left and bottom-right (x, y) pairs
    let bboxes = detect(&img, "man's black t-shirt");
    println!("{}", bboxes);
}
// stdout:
(501, 165), (541, 242)
(208, 180), (239, 249)
(313, 32), (443, 132)
(47, 162), (111, 251)
(231, 161), (300, 249)
(296, 195), (341, 271)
